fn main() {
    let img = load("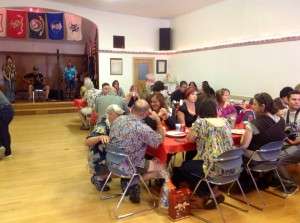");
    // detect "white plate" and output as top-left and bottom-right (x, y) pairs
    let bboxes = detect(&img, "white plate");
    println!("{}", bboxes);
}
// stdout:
(166, 131), (187, 138)
(231, 129), (245, 135)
